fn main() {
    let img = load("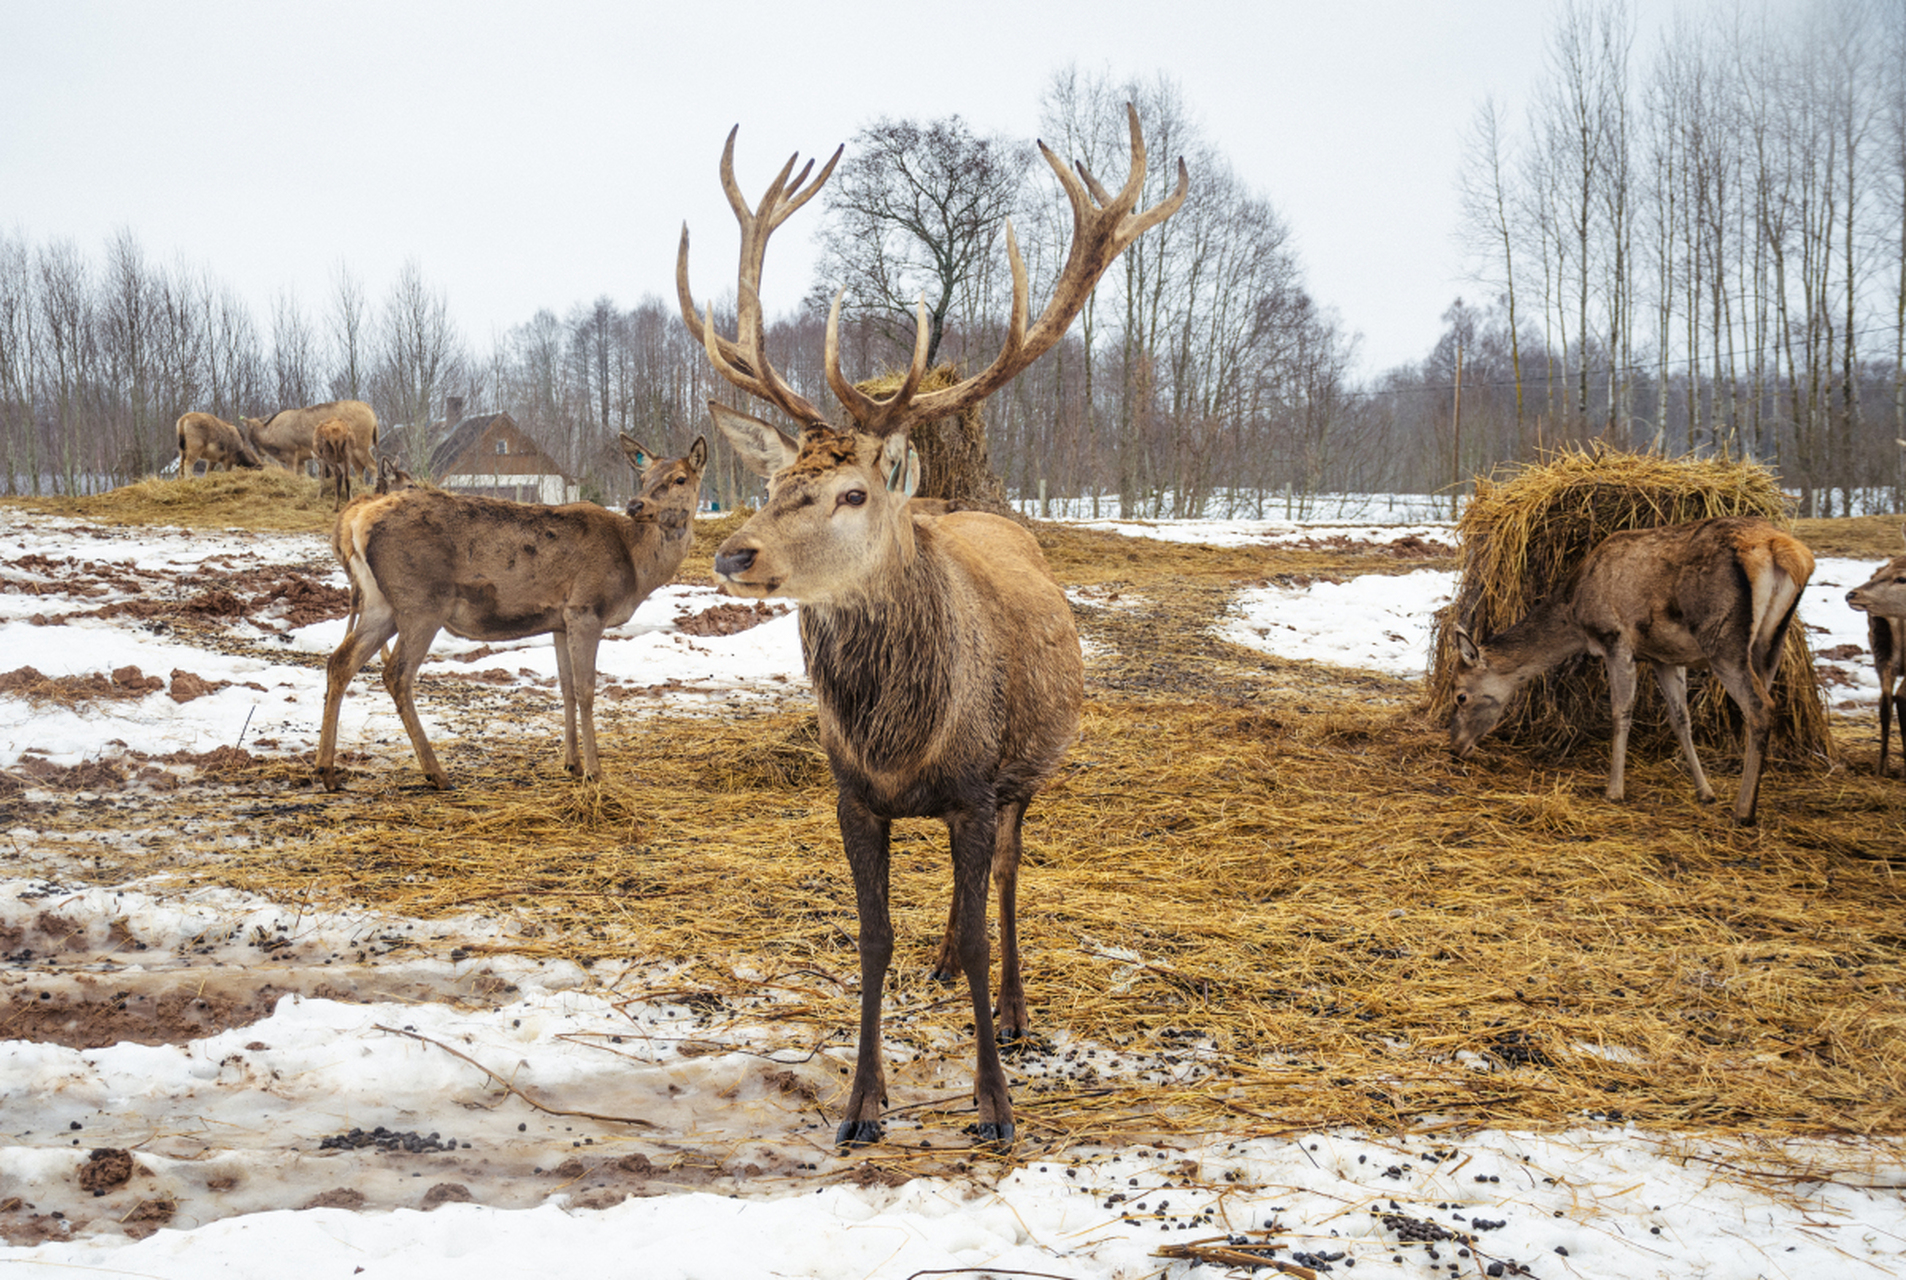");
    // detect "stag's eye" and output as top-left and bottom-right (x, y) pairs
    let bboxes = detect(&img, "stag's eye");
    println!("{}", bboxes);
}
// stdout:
(1455, 693), (1468, 705)
(840, 490), (867, 508)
